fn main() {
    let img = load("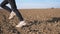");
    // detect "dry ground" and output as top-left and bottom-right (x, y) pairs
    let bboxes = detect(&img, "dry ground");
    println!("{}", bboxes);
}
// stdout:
(0, 8), (60, 34)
